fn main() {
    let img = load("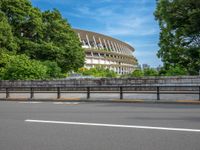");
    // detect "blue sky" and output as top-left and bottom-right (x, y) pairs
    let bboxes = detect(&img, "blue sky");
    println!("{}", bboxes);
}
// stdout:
(31, 0), (162, 67)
